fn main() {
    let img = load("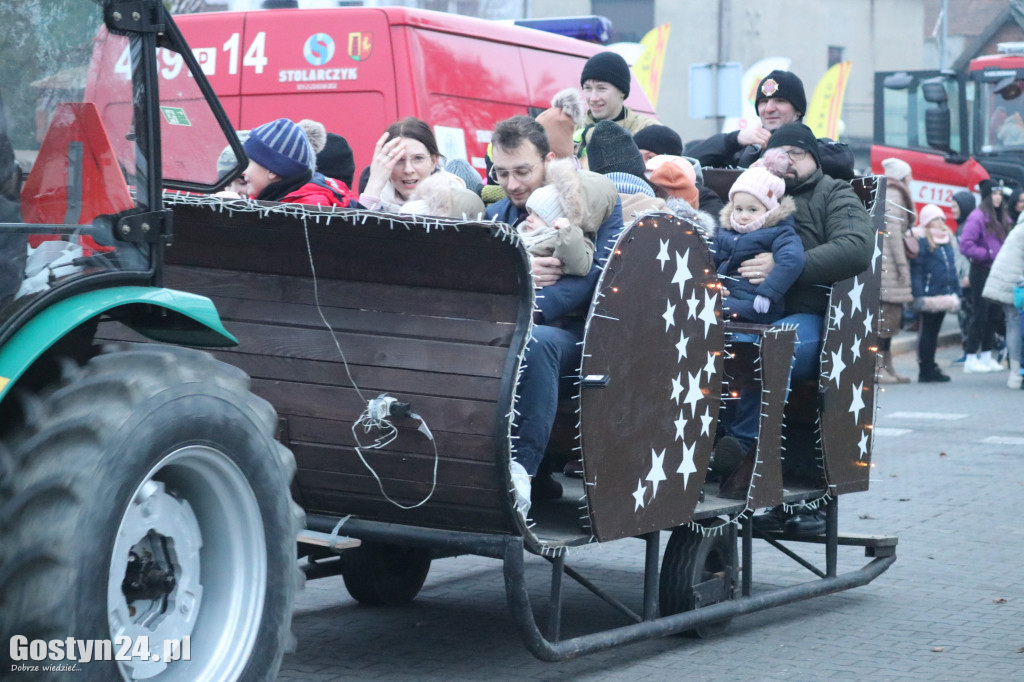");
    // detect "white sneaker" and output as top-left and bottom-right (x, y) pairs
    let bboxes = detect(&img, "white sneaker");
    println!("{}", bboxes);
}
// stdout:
(510, 460), (531, 517)
(982, 356), (1006, 371)
(963, 355), (991, 373)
